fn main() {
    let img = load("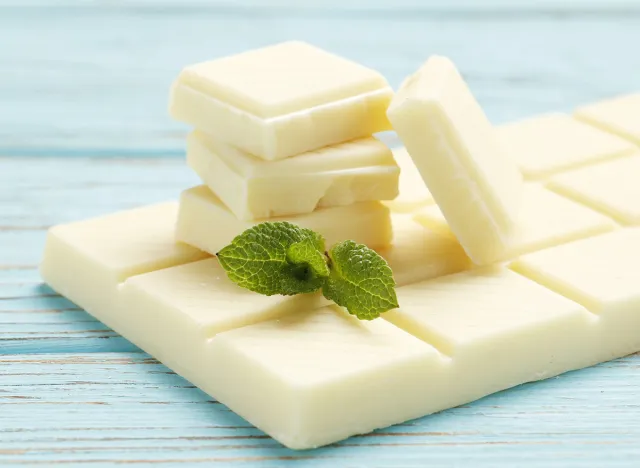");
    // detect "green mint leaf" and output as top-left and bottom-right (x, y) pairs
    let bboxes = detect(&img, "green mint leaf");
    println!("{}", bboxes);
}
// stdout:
(287, 237), (330, 280)
(322, 240), (399, 320)
(217, 222), (328, 296)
